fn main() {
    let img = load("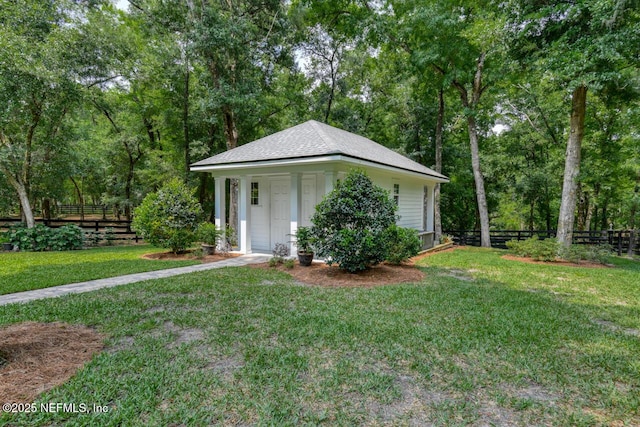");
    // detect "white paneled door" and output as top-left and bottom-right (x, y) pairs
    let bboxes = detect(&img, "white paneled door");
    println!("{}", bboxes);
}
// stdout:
(270, 178), (290, 250)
